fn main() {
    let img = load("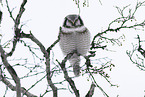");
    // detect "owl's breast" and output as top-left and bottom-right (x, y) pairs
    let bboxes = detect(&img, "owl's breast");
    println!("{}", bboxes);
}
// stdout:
(59, 26), (90, 56)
